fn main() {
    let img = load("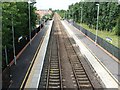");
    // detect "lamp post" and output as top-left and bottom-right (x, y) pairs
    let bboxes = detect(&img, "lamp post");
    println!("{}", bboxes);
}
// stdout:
(73, 11), (76, 22)
(12, 14), (16, 65)
(28, 0), (31, 45)
(68, 9), (71, 19)
(5, 45), (8, 65)
(64, 12), (65, 19)
(39, 18), (41, 31)
(72, 8), (80, 23)
(80, 7), (82, 23)
(72, 8), (74, 20)
(66, 12), (67, 19)
(66, 11), (67, 19)
(95, 4), (99, 44)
